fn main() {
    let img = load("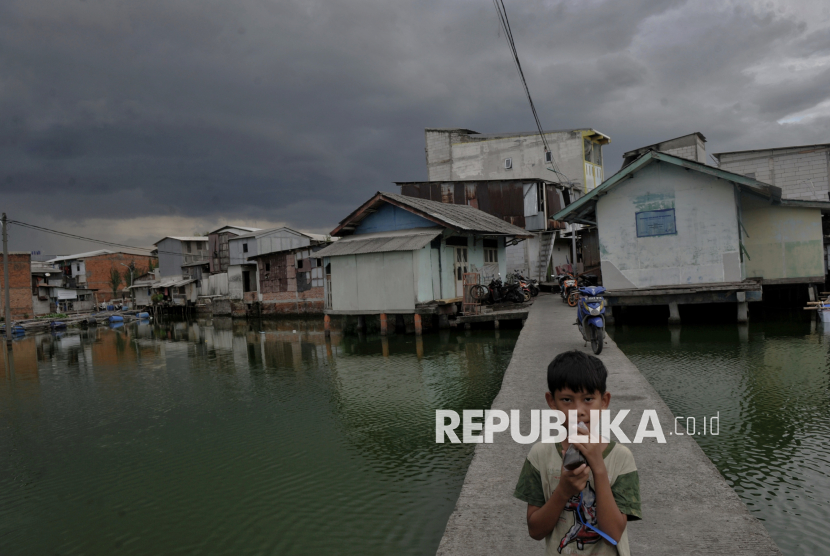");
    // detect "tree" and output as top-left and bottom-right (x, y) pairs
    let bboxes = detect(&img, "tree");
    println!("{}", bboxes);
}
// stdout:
(148, 259), (156, 272)
(109, 267), (123, 298)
